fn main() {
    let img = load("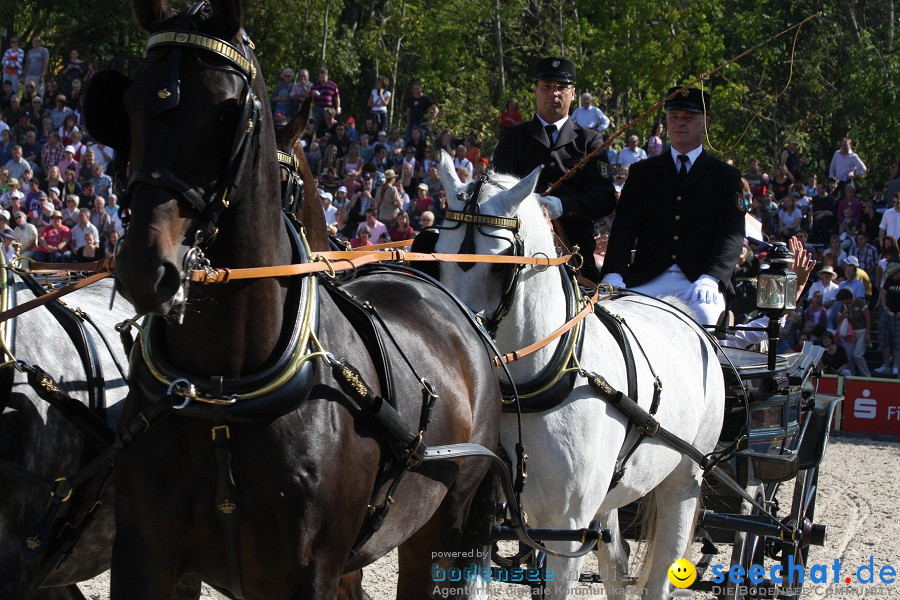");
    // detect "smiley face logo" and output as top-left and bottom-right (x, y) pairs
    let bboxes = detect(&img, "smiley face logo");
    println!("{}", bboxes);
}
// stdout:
(667, 558), (697, 588)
